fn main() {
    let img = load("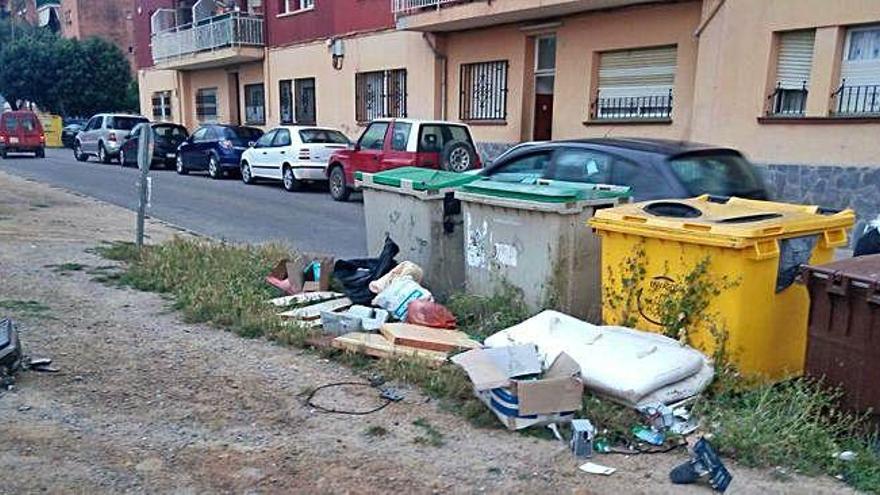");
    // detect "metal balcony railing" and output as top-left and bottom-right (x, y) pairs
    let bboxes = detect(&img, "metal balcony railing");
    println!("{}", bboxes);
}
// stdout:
(592, 90), (673, 120)
(151, 11), (264, 64)
(832, 80), (880, 116)
(767, 82), (807, 117)
(392, 0), (470, 15)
